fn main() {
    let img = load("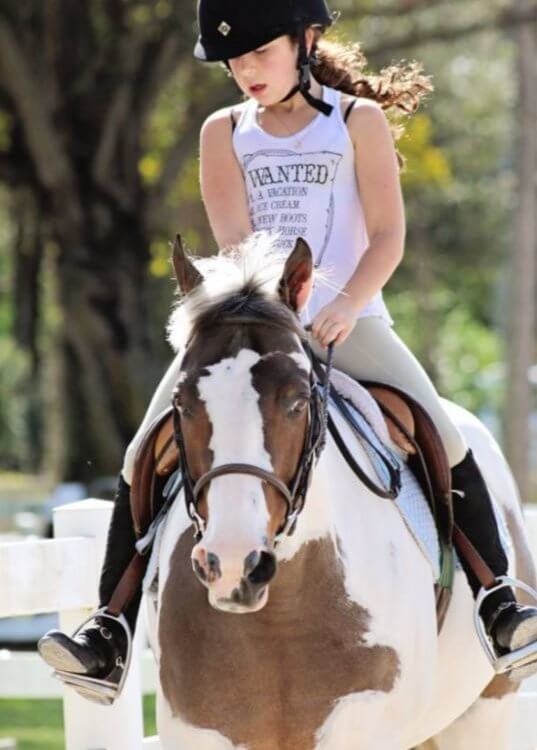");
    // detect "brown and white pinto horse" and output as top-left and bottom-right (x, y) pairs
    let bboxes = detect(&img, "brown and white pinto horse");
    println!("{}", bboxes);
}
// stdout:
(146, 232), (535, 750)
